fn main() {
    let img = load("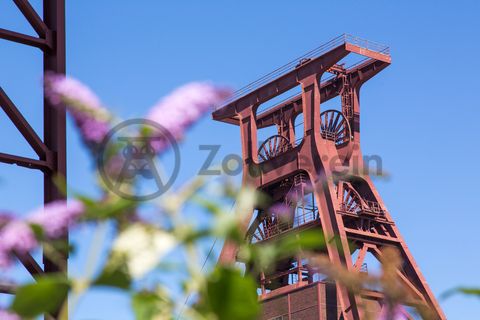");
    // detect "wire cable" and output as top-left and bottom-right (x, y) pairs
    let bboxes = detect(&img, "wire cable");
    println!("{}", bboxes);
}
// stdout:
(176, 200), (236, 320)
